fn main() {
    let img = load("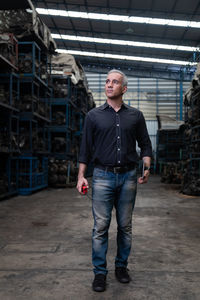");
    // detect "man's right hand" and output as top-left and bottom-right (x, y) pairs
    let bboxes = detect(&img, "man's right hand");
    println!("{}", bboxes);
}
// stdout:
(76, 177), (89, 194)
